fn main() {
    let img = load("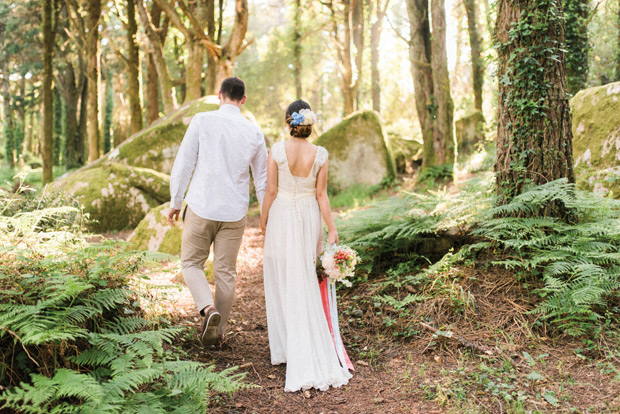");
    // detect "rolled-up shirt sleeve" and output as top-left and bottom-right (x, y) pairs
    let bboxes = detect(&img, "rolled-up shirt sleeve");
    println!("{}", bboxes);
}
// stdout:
(170, 117), (200, 210)
(250, 131), (268, 206)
